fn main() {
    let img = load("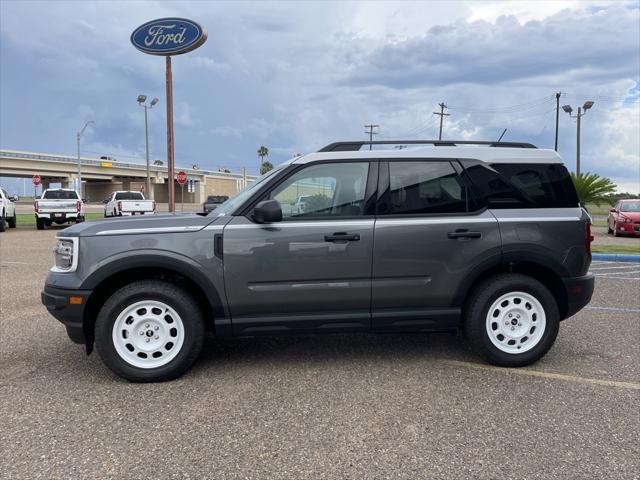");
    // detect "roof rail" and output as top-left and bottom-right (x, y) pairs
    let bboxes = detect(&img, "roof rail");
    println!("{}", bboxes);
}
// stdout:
(318, 140), (537, 152)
